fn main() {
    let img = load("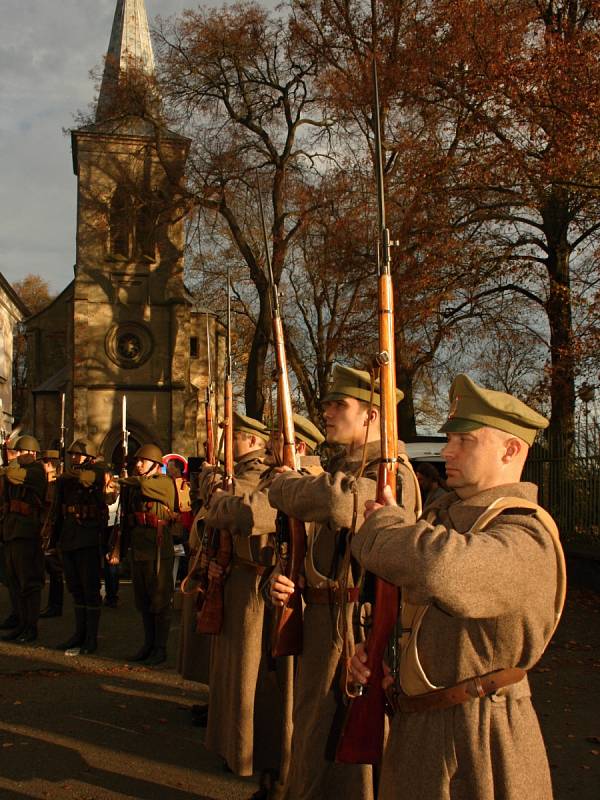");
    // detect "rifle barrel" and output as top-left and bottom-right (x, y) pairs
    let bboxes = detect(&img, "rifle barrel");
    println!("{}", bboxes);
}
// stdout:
(335, 56), (400, 766)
